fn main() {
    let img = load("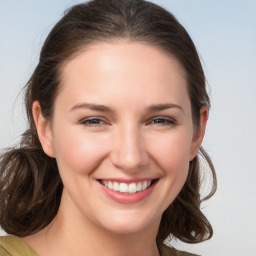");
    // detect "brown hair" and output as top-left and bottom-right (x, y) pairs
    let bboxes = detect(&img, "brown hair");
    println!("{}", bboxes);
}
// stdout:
(0, 0), (216, 247)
